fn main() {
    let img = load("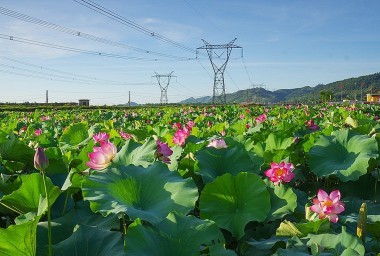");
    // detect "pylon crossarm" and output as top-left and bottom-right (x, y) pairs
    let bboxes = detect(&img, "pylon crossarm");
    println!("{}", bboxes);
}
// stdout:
(152, 71), (175, 104)
(197, 39), (241, 104)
